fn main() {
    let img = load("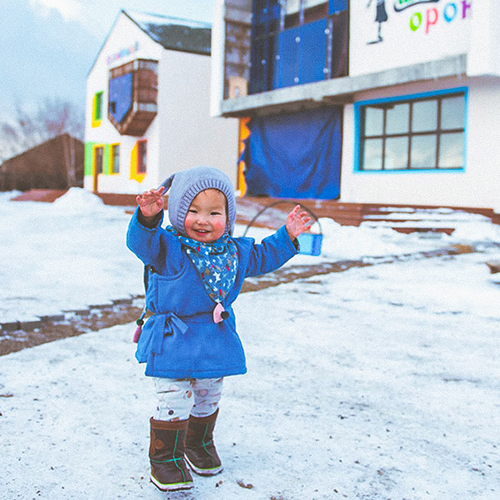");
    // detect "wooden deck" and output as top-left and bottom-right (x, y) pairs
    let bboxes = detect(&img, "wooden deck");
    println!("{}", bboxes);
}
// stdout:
(11, 189), (500, 233)
(235, 197), (500, 234)
(11, 189), (69, 203)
